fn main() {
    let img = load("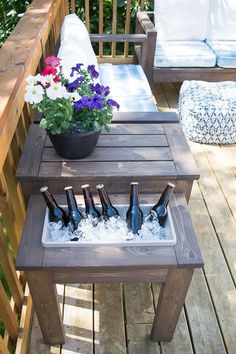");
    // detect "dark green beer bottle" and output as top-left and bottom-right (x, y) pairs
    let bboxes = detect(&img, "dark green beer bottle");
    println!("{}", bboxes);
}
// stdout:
(96, 184), (119, 220)
(40, 186), (67, 226)
(150, 182), (175, 227)
(64, 186), (83, 232)
(126, 182), (143, 234)
(81, 184), (101, 218)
